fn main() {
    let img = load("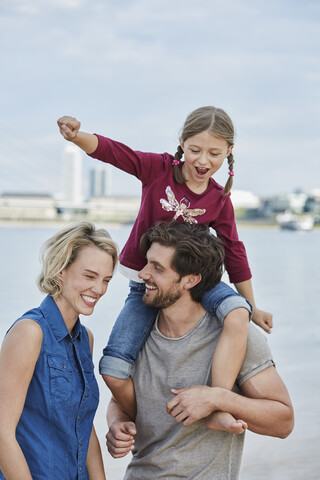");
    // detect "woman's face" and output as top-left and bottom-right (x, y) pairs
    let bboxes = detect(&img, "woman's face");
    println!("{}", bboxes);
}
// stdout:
(56, 245), (114, 323)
